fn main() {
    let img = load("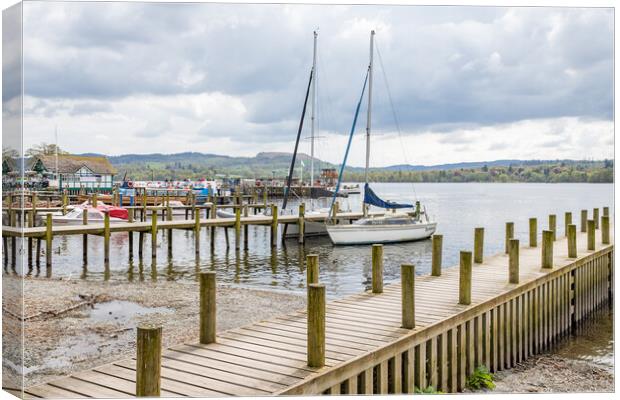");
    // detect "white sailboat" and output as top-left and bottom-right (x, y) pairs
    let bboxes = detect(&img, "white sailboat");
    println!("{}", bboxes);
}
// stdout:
(326, 31), (437, 245)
